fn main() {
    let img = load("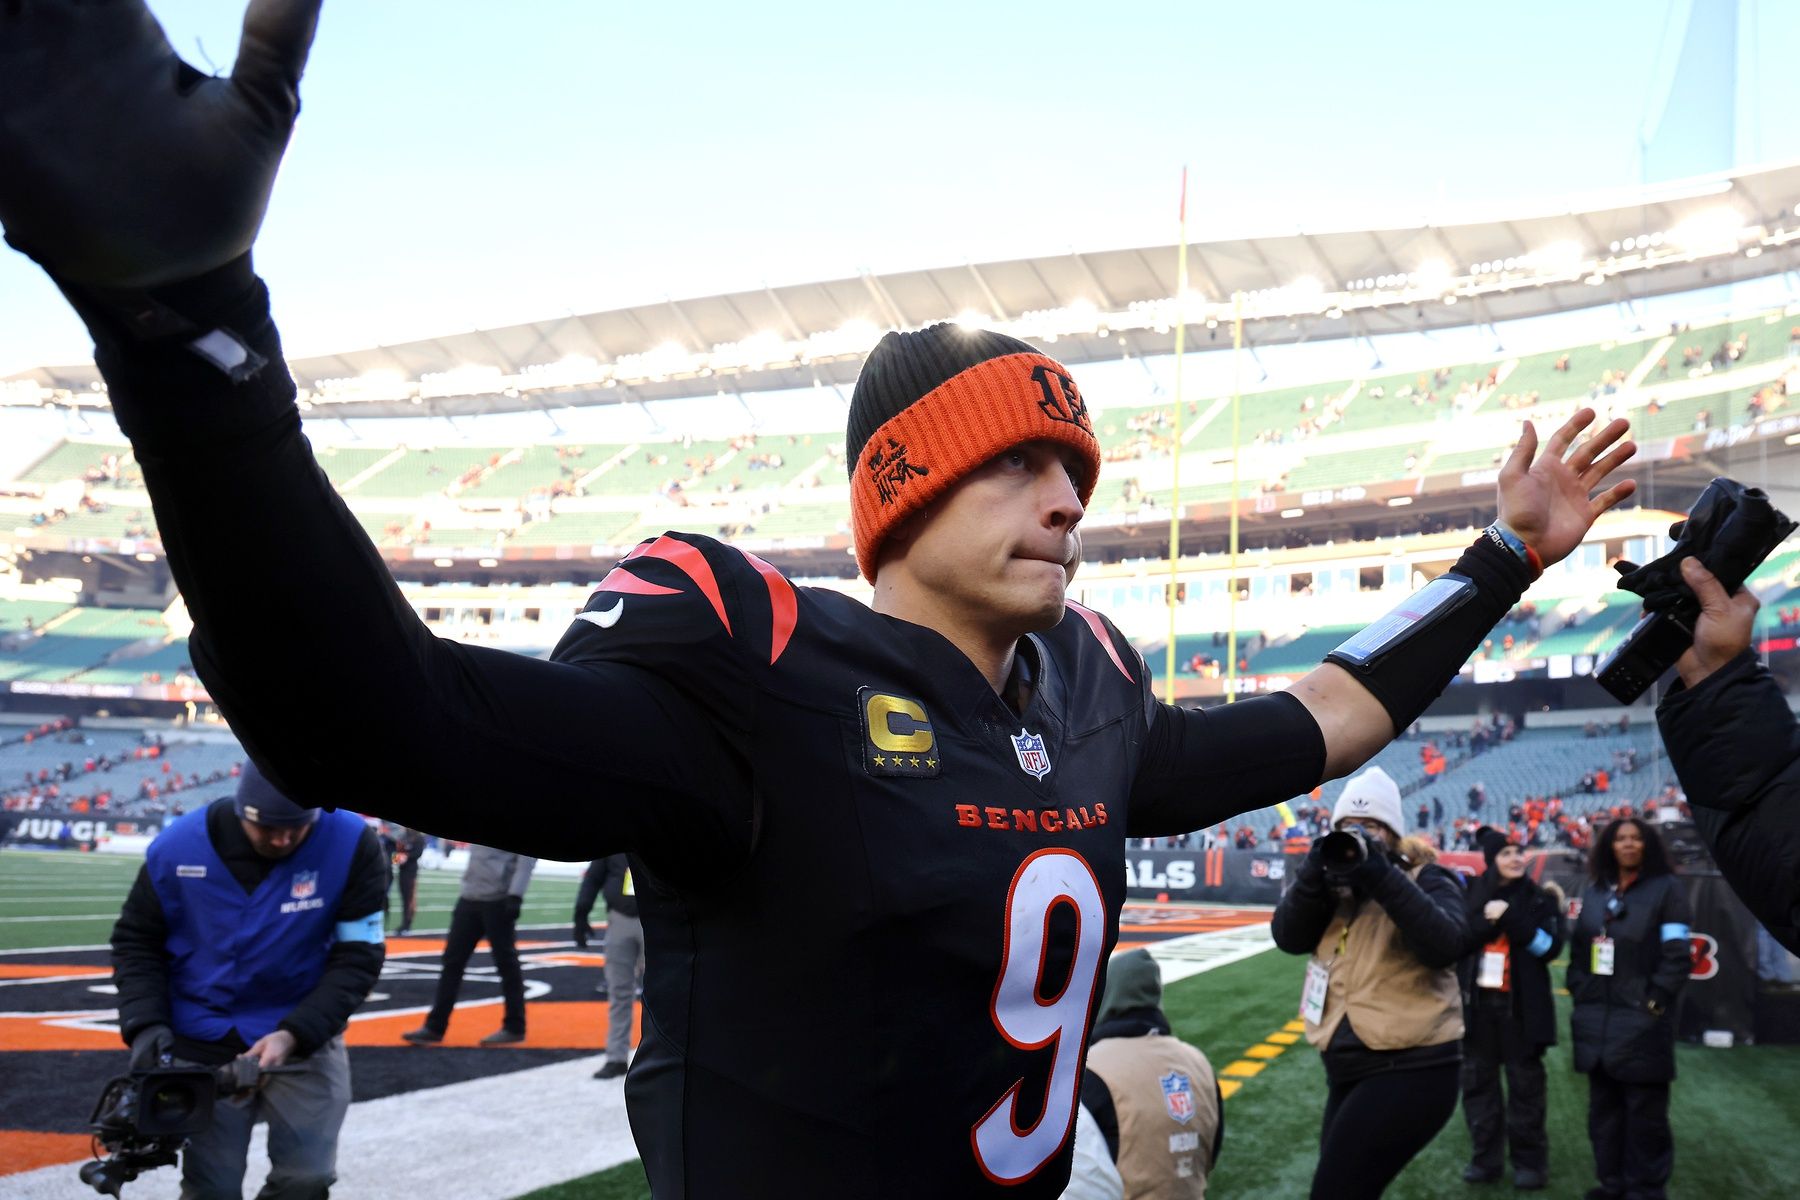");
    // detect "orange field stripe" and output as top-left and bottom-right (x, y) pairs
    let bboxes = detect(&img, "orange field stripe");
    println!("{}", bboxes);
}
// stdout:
(0, 1014), (123, 1051)
(345, 999), (638, 1050)
(0, 1130), (96, 1177)
(0, 964), (109, 979)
